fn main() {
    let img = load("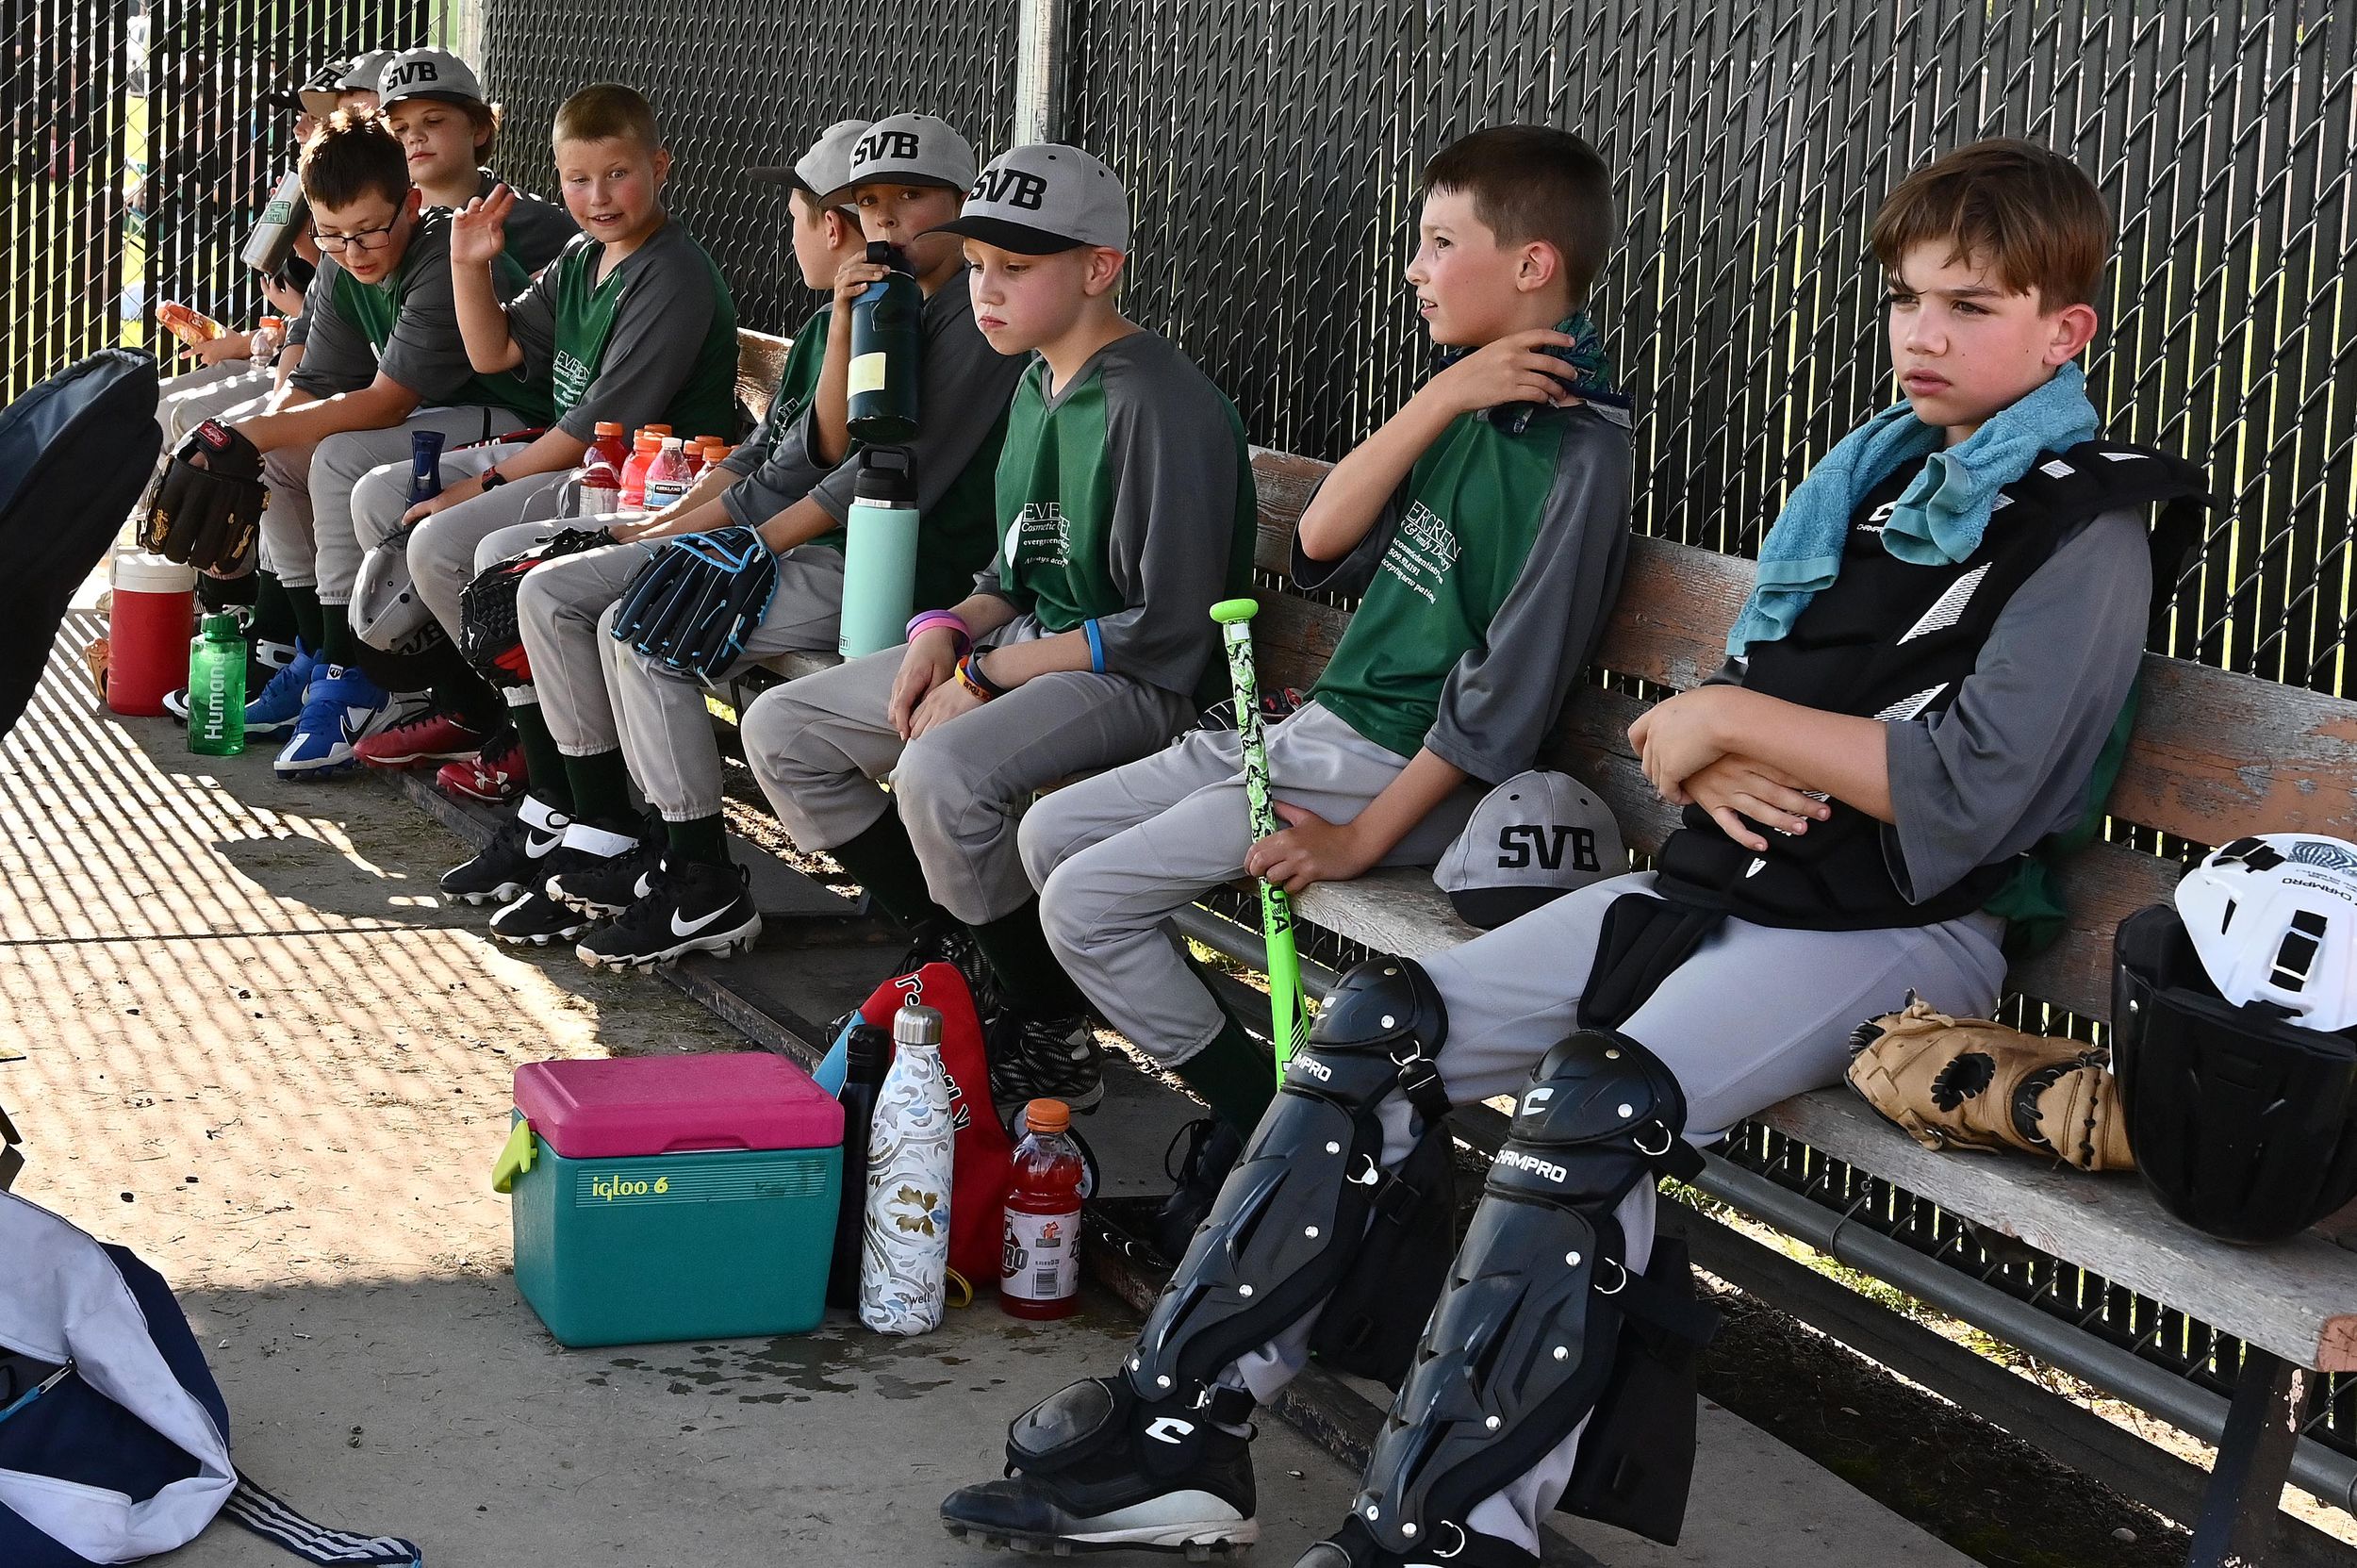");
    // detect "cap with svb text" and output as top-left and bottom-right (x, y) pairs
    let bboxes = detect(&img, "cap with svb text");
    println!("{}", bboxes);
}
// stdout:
(1434, 770), (1626, 930)
(747, 119), (872, 201)
(338, 50), (395, 93)
(929, 143), (1129, 255)
(824, 113), (976, 203)
(376, 48), (485, 109)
